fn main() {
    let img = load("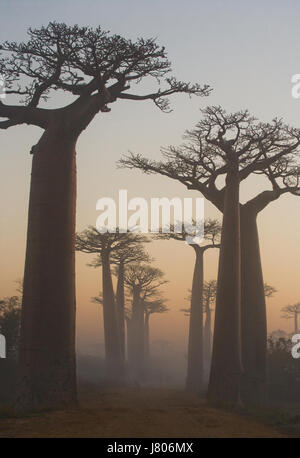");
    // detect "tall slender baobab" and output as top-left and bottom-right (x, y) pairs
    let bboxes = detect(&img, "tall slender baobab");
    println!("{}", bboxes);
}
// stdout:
(144, 298), (168, 362)
(90, 242), (150, 360)
(203, 280), (217, 376)
(0, 22), (210, 411)
(180, 280), (217, 378)
(154, 220), (221, 394)
(124, 263), (167, 381)
(281, 303), (300, 334)
(76, 227), (148, 381)
(120, 106), (300, 406)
